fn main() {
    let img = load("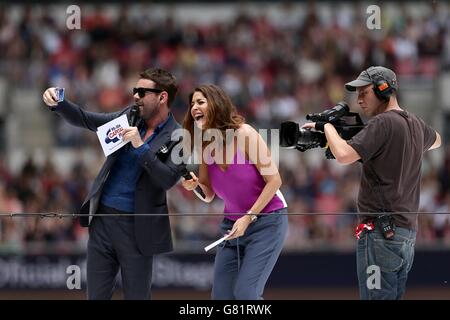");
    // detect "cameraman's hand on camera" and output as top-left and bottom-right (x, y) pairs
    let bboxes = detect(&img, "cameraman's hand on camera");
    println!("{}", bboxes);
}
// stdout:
(42, 87), (59, 107)
(301, 123), (315, 130)
(181, 171), (199, 191)
(302, 122), (328, 132)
